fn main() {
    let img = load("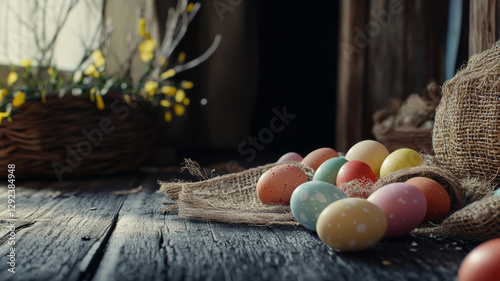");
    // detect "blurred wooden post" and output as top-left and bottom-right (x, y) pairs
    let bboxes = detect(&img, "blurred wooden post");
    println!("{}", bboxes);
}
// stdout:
(469, 0), (500, 56)
(336, 0), (367, 152)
